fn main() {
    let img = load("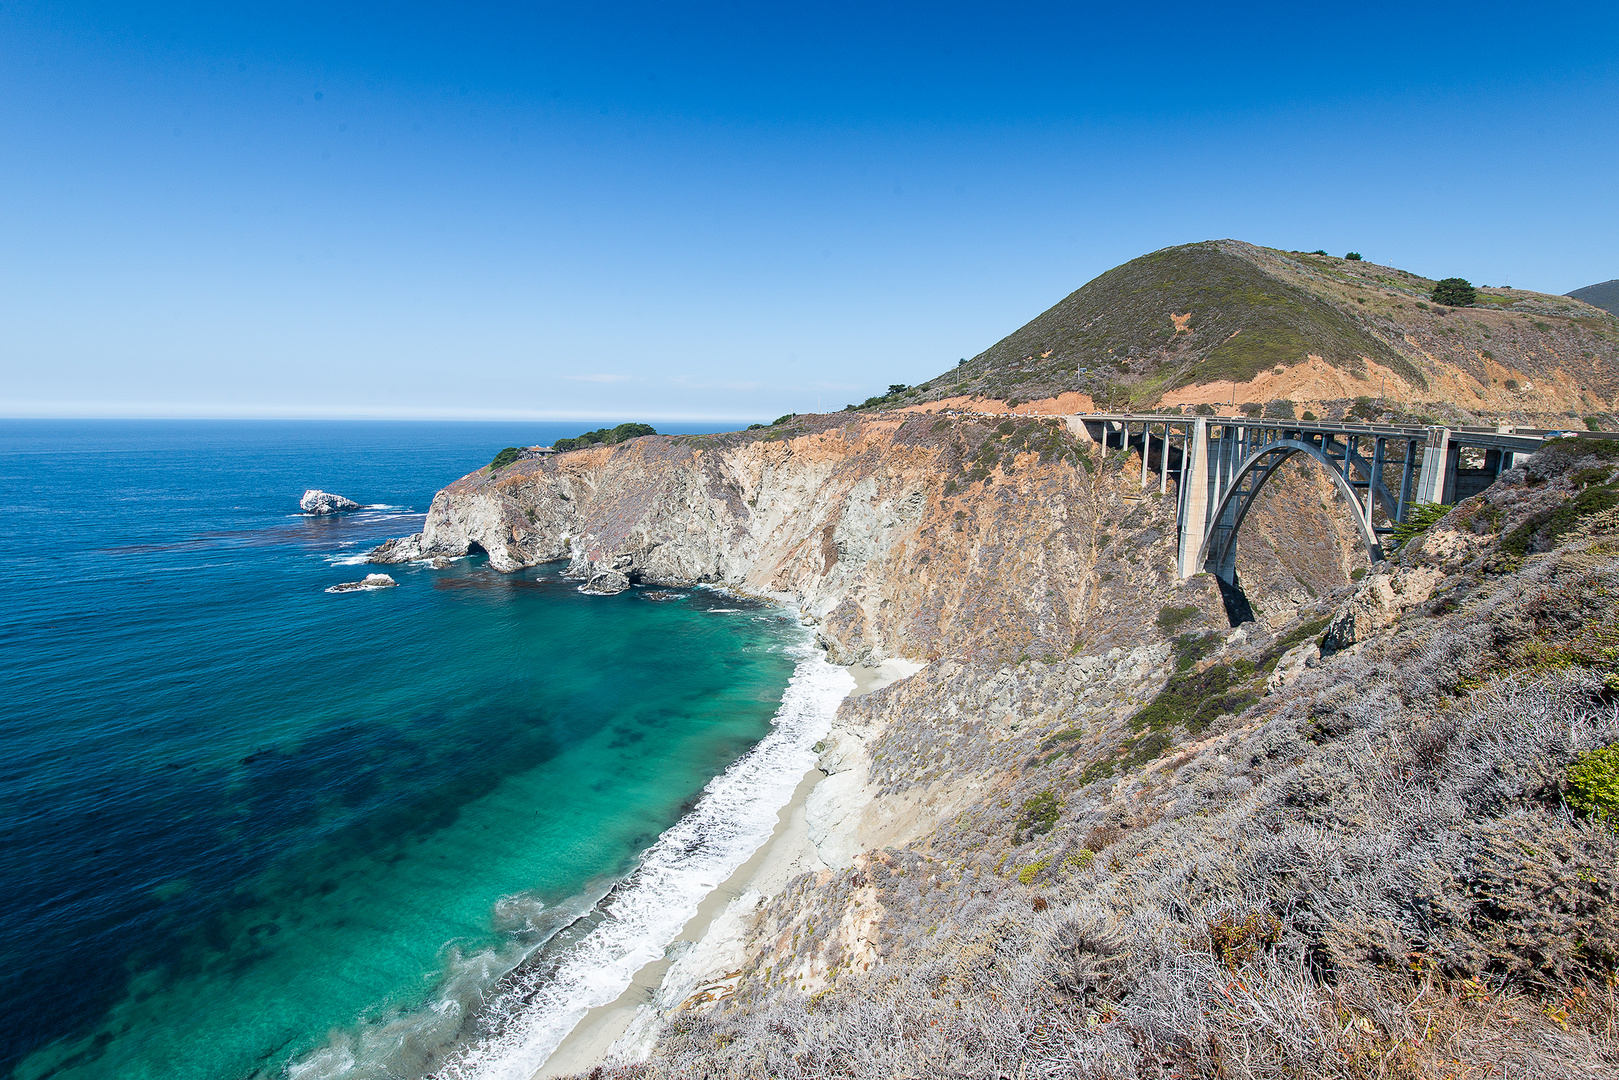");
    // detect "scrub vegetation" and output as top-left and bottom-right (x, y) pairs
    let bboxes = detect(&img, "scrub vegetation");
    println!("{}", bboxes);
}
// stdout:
(552, 422), (657, 452)
(568, 438), (1619, 1080)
